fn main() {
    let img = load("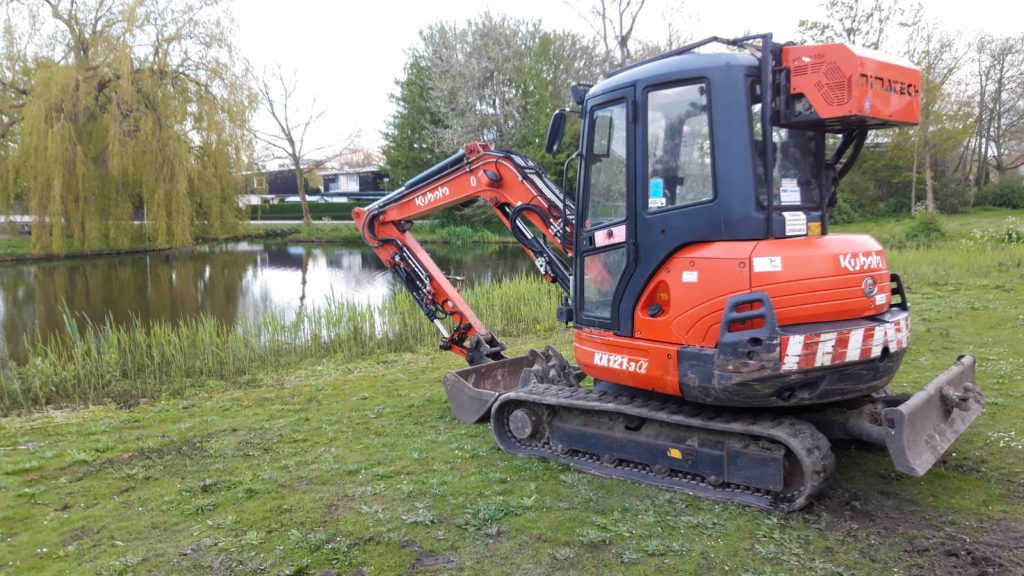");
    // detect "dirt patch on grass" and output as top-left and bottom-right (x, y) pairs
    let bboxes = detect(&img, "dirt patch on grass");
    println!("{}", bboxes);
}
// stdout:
(323, 495), (352, 519)
(60, 524), (101, 547)
(810, 487), (1024, 575)
(69, 434), (216, 482)
(231, 430), (283, 457)
(926, 521), (1024, 576)
(400, 539), (458, 574)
